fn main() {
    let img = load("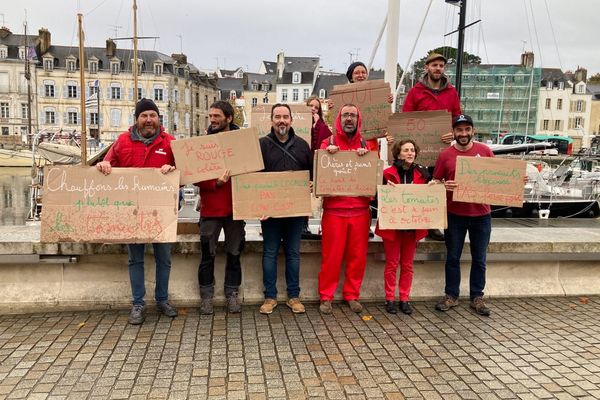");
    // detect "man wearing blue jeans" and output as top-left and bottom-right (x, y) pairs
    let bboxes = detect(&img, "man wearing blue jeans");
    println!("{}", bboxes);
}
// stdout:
(258, 104), (312, 314)
(97, 99), (178, 324)
(432, 114), (494, 316)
